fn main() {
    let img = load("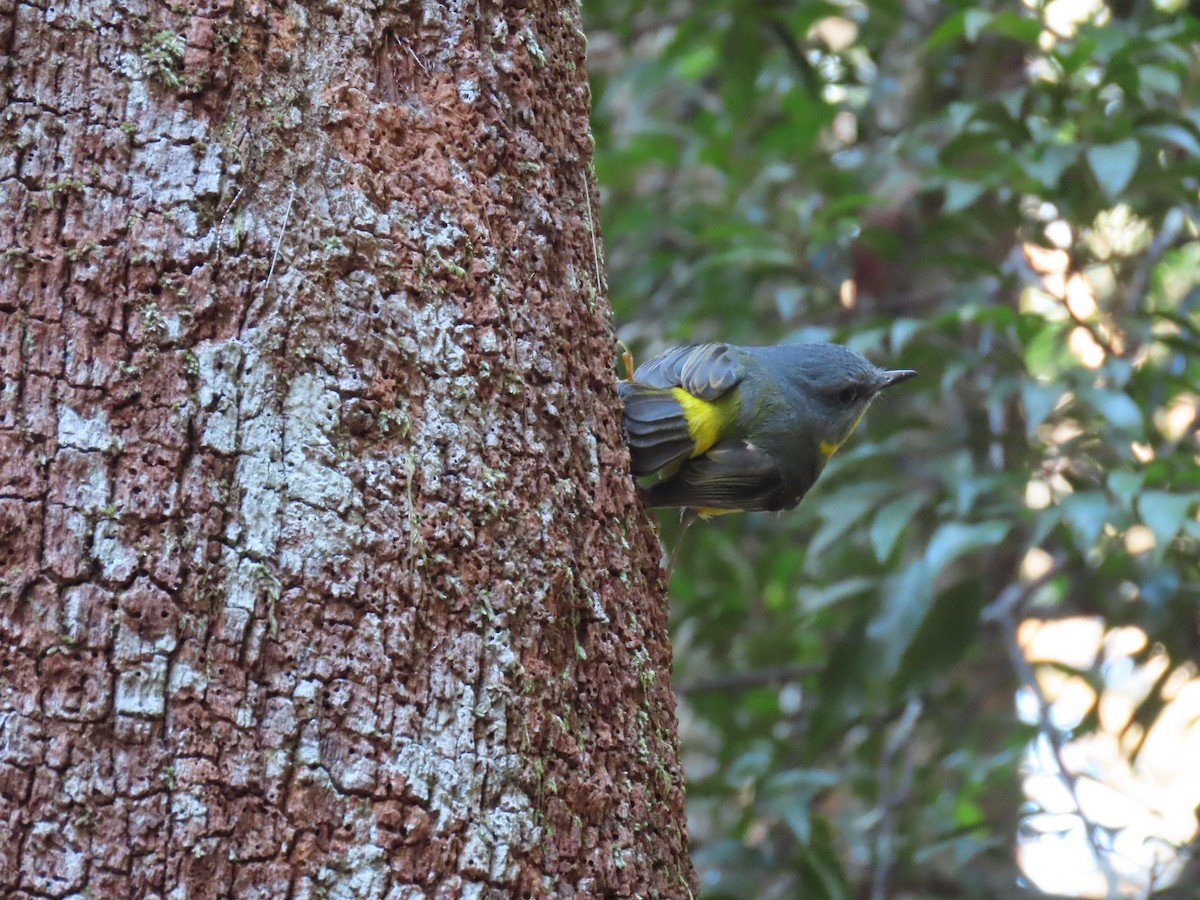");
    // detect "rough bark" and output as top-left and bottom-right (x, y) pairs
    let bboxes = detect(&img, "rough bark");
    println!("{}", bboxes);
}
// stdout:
(0, 0), (692, 896)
